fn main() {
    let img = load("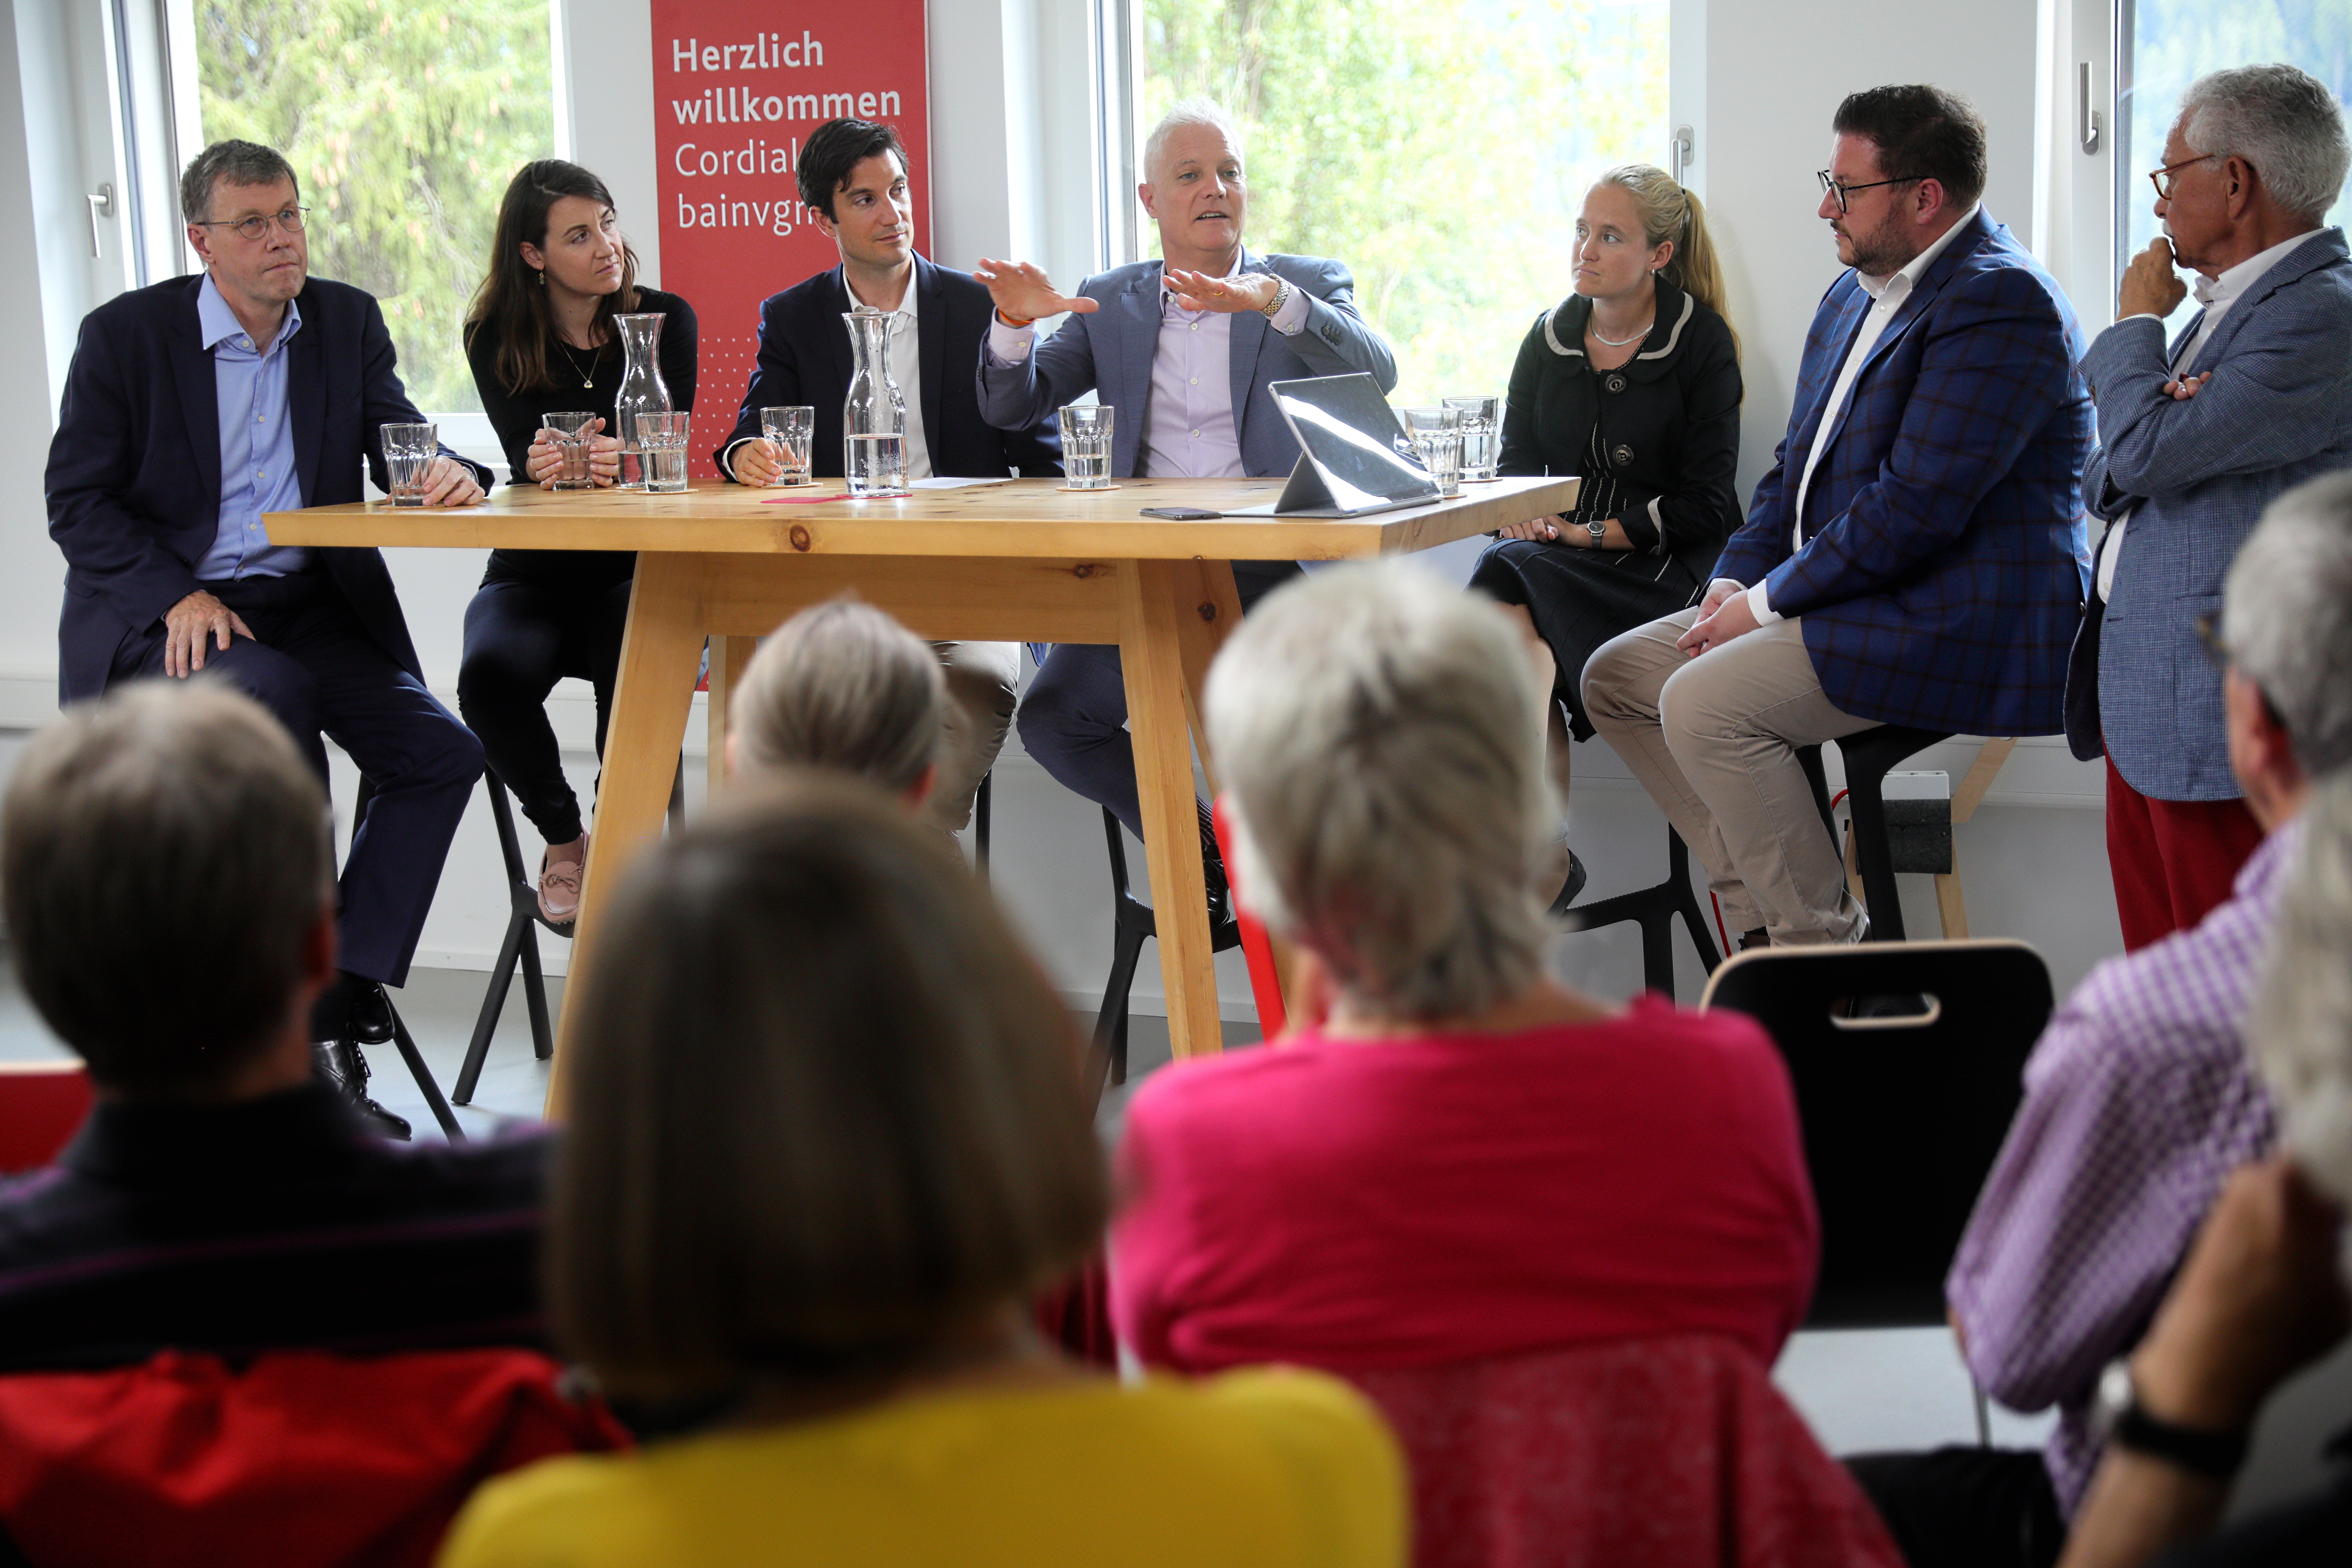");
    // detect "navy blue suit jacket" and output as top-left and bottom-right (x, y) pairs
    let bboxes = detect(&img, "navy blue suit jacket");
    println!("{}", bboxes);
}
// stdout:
(974, 252), (1398, 479)
(1715, 209), (2094, 737)
(45, 273), (487, 704)
(716, 254), (1060, 480)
